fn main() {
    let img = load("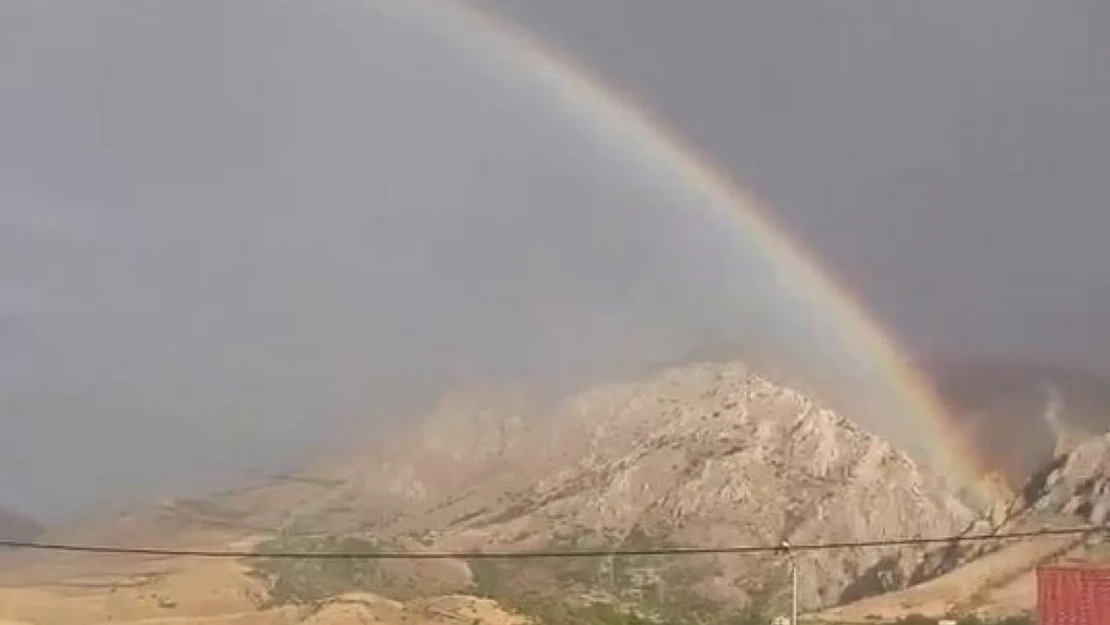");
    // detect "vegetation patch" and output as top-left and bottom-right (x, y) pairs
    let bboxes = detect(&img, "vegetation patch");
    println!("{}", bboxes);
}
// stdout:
(466, 534), (734, 625)
(248, 534), (401, 607)
(887, 615), (1036, 625)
